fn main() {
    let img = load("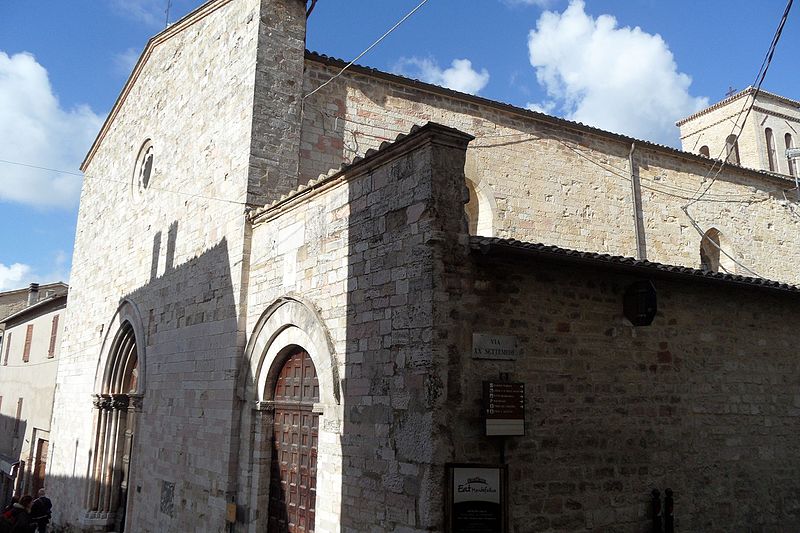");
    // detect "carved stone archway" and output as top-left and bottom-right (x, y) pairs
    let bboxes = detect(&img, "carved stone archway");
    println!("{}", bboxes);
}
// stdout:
(83, 300), (145, 532)
(237, 296), (342, 532)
